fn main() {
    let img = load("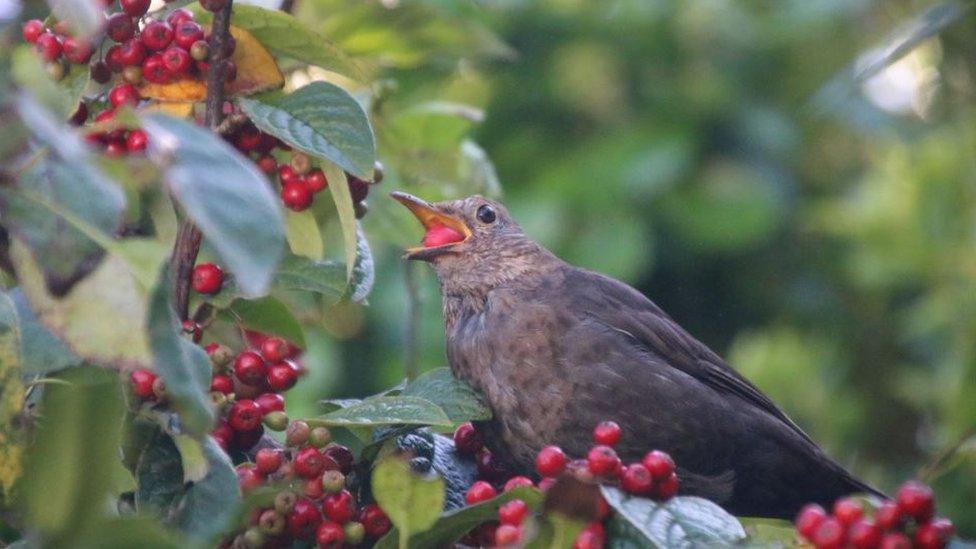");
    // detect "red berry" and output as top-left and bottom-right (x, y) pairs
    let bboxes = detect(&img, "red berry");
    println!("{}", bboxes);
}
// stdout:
(211, 421), (233, 449)
(538, 477), (557, 491)
(109, 84), (140, 108)
(62, 37), (93, 64)
(181, 319), (202, 342)
(348, 175), (368, 203)
(256, 155), (277, 175)
(833, 497), (864, 526)
(119, 0), (150, 17)
(465, 481), (496, 505)
(233, 425), (264, 451)
(191, 262), (224, 294)
(69, 102), (88, 126)
(641, 450), (675, 481)
(210, 374), (233, 394)
(141, 54), (169, 84)
(106, 13), (136, 43)
(453, 422), (483, 456)
(35, 33), (62, 62)
(654, 471), (679, 500)
(166, 8), (194, 27)
(503, 476), (534, 492)
(535, 445), (567, 477)
(811, 516), (846, 549)
(322, 489), (356, 524)
(125, 129), (148, 154)
(229, 399), (263, 431)
(255, 448), (283, 475)
(359, 504), (391, 539)
(105, 45), (125, 72)
(315, 520), (344, 548)
(322, 445), (354, 474)
(278, 164), (298, 184)
(294, 446), (327, 479)
(161, 46), (191, 76)
(593, 421), (621, 446)
(874, 500), (903, 531)
(90, 60), (111, 83)
(223, 60), (238, 83)
(22, 20), (44, 43)
(287, 497), (322, 540)
(621, 463), (654, 495)
(267, 362), (299, 392)
(573, 522), (605, 549)
(200, 0), (229, 12)
(477, 448), (509, 482)
(495, 524), (522, 546)
(260, 337), (289, 362)
(255, 392), (285, 414)
(849, 519), (882, 549)
(586, 445), (621, 477)
(141, 21), (173, 51)
(130, 368), (157, 400)
(305, 169), (328, 193)
(234, 351), (267, 386)
(498, 499), (528, 525)
(118, 38), (147, 66)
(104, 140), (126, 157)
(896, 481), (935, 523)
(915, 518), (954, 549)
(880, 533), (912, 549)
(281, 181), (313, 211)
(173, 20), (204, 49)
(236, 464), (264, 491)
